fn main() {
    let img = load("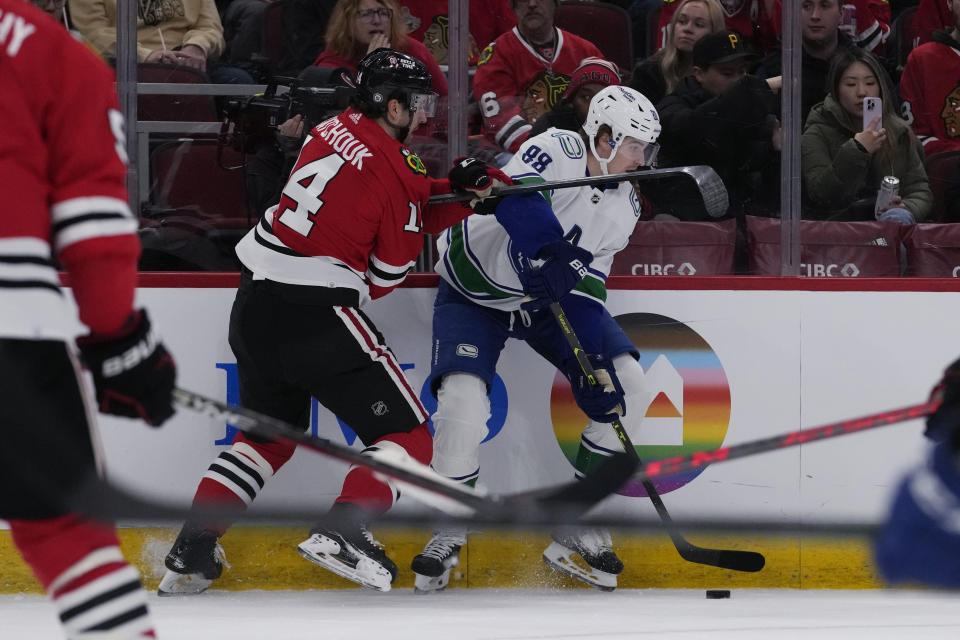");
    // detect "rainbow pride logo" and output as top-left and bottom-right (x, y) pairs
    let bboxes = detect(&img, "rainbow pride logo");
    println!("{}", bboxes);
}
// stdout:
(550, 312), (730, 497)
